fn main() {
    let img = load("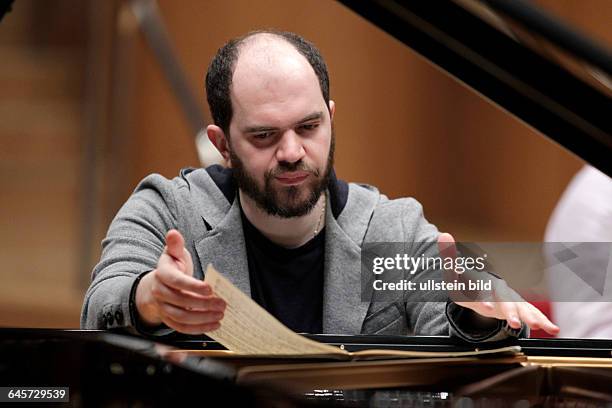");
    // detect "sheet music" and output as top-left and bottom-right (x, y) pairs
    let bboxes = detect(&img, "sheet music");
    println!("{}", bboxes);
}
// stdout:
(204, 264), (347, 356)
